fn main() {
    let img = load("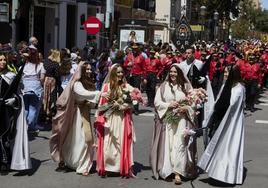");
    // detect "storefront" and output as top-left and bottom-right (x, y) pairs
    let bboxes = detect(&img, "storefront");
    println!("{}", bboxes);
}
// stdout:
(118, 18), (167, 49)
